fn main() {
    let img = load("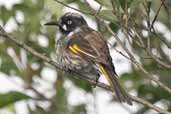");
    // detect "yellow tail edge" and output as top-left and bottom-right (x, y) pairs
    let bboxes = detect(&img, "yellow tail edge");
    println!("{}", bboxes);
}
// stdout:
(98, 64), (114, 89)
